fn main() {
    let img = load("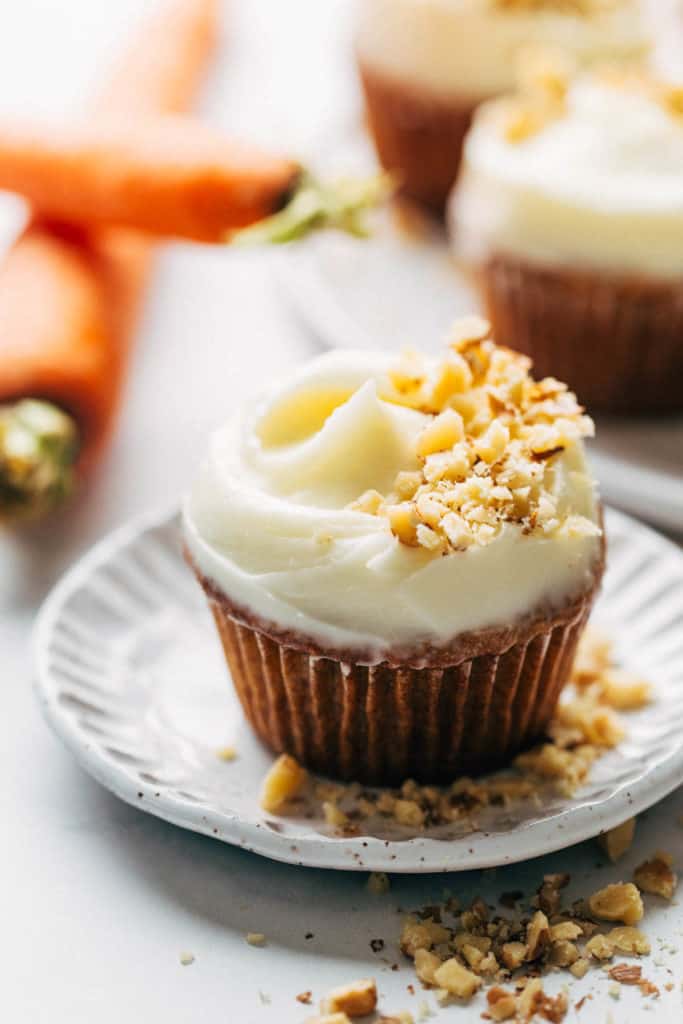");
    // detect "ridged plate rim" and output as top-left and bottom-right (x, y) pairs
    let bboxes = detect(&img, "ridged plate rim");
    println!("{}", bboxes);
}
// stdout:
(34, 504), (683, 872)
